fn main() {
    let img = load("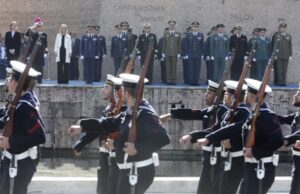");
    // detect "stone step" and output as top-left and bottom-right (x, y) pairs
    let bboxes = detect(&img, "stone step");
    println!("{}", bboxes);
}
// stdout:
(28, 176), (291, 194)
